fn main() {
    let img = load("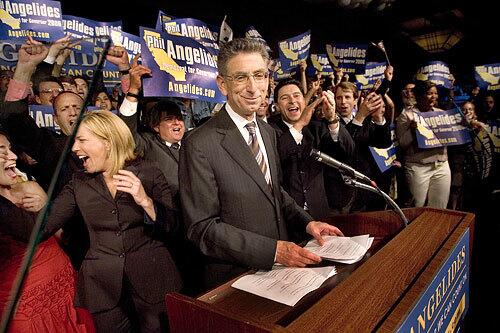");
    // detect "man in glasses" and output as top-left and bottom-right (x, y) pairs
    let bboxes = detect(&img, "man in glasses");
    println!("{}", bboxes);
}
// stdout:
(179, 38), (343, 290)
